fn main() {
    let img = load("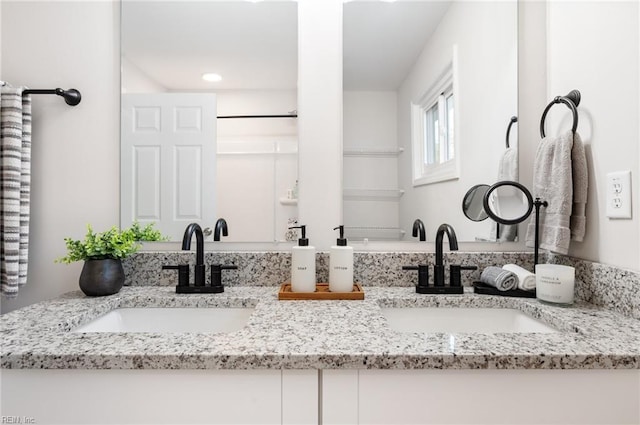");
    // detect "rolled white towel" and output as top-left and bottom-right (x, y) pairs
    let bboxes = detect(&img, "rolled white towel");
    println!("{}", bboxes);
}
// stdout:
(479, 266), (518, 291)
(502, 264), (536, 291)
